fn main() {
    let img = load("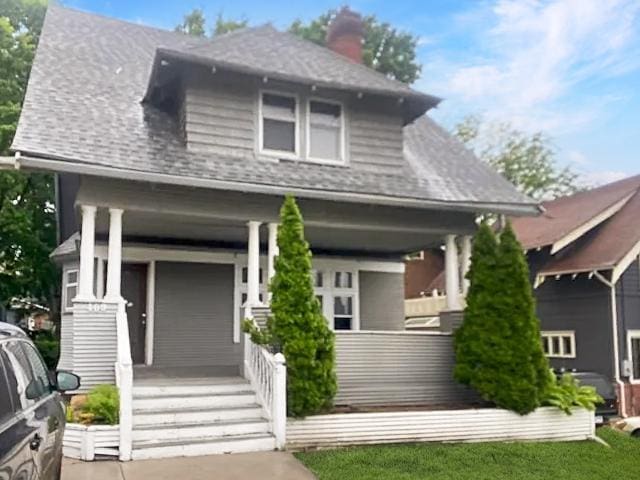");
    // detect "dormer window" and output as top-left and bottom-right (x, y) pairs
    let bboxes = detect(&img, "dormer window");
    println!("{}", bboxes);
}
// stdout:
(307, 99), (344, 163)
(260, 92), (299, 157)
